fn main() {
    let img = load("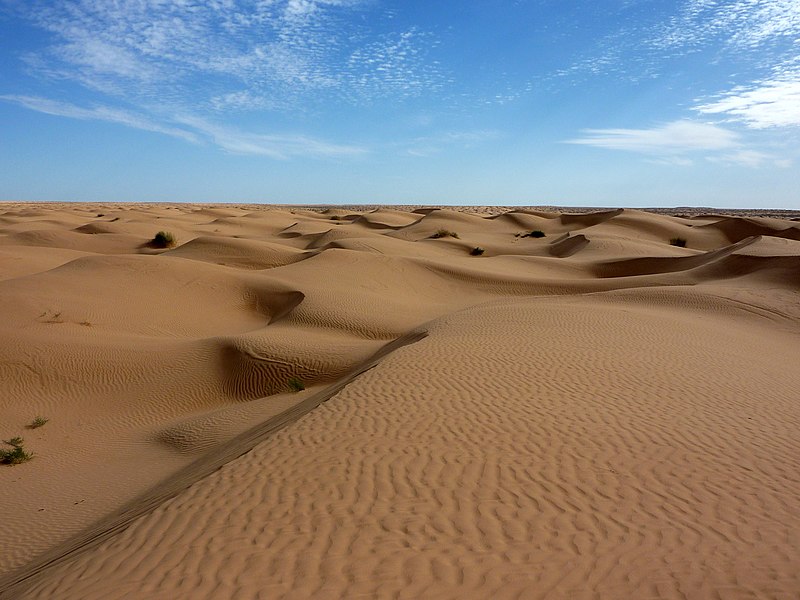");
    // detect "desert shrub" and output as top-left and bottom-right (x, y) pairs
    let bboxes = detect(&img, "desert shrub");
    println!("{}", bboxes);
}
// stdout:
(288, 377), (305, 392)
(529, 230), (546, 238)
(1, 437), (32, 465)
(151, 231), (177, 248)
(430, 229), (459, 239)
(670, 237), (687, 247)
(470, 246), (485, 256)
(27, 416), (48, 429)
